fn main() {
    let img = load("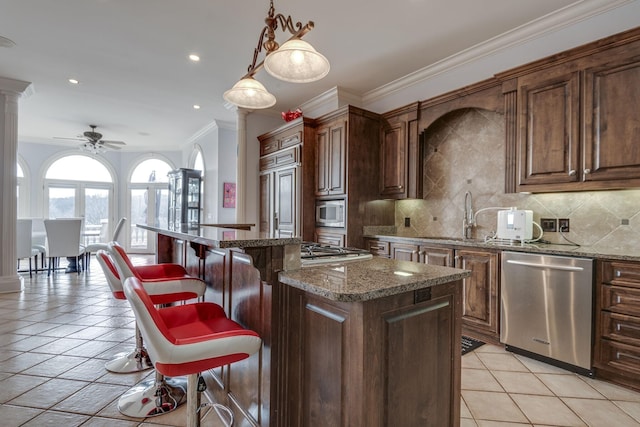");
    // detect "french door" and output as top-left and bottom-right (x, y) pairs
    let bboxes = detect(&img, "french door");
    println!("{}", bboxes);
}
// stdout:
(129, 184), (169, 253)
(45, 181), (114, 245)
